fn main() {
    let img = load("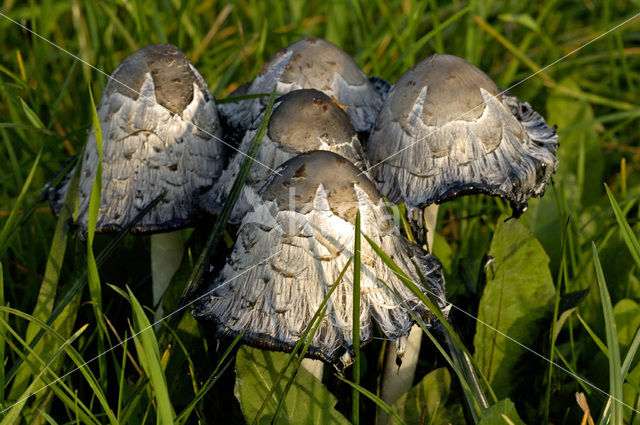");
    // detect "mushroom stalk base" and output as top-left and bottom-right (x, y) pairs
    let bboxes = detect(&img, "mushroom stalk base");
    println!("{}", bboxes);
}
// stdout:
(378, 204), (438, 424)
(151, 231), (184, 318)
(301, 358), (324, 381)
